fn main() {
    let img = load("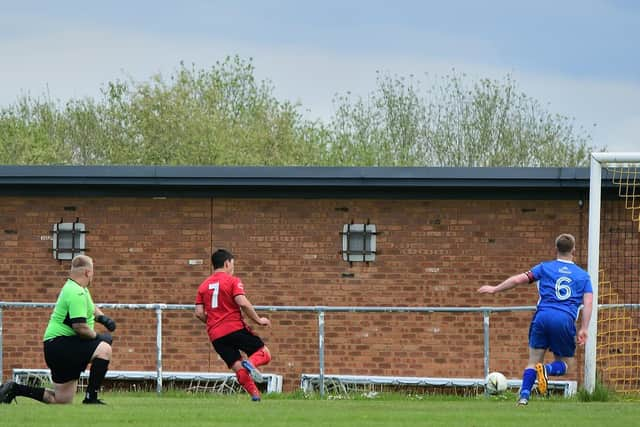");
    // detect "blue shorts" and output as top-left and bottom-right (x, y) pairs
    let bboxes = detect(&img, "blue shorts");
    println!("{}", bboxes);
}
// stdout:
(528, 309), (577, 357)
